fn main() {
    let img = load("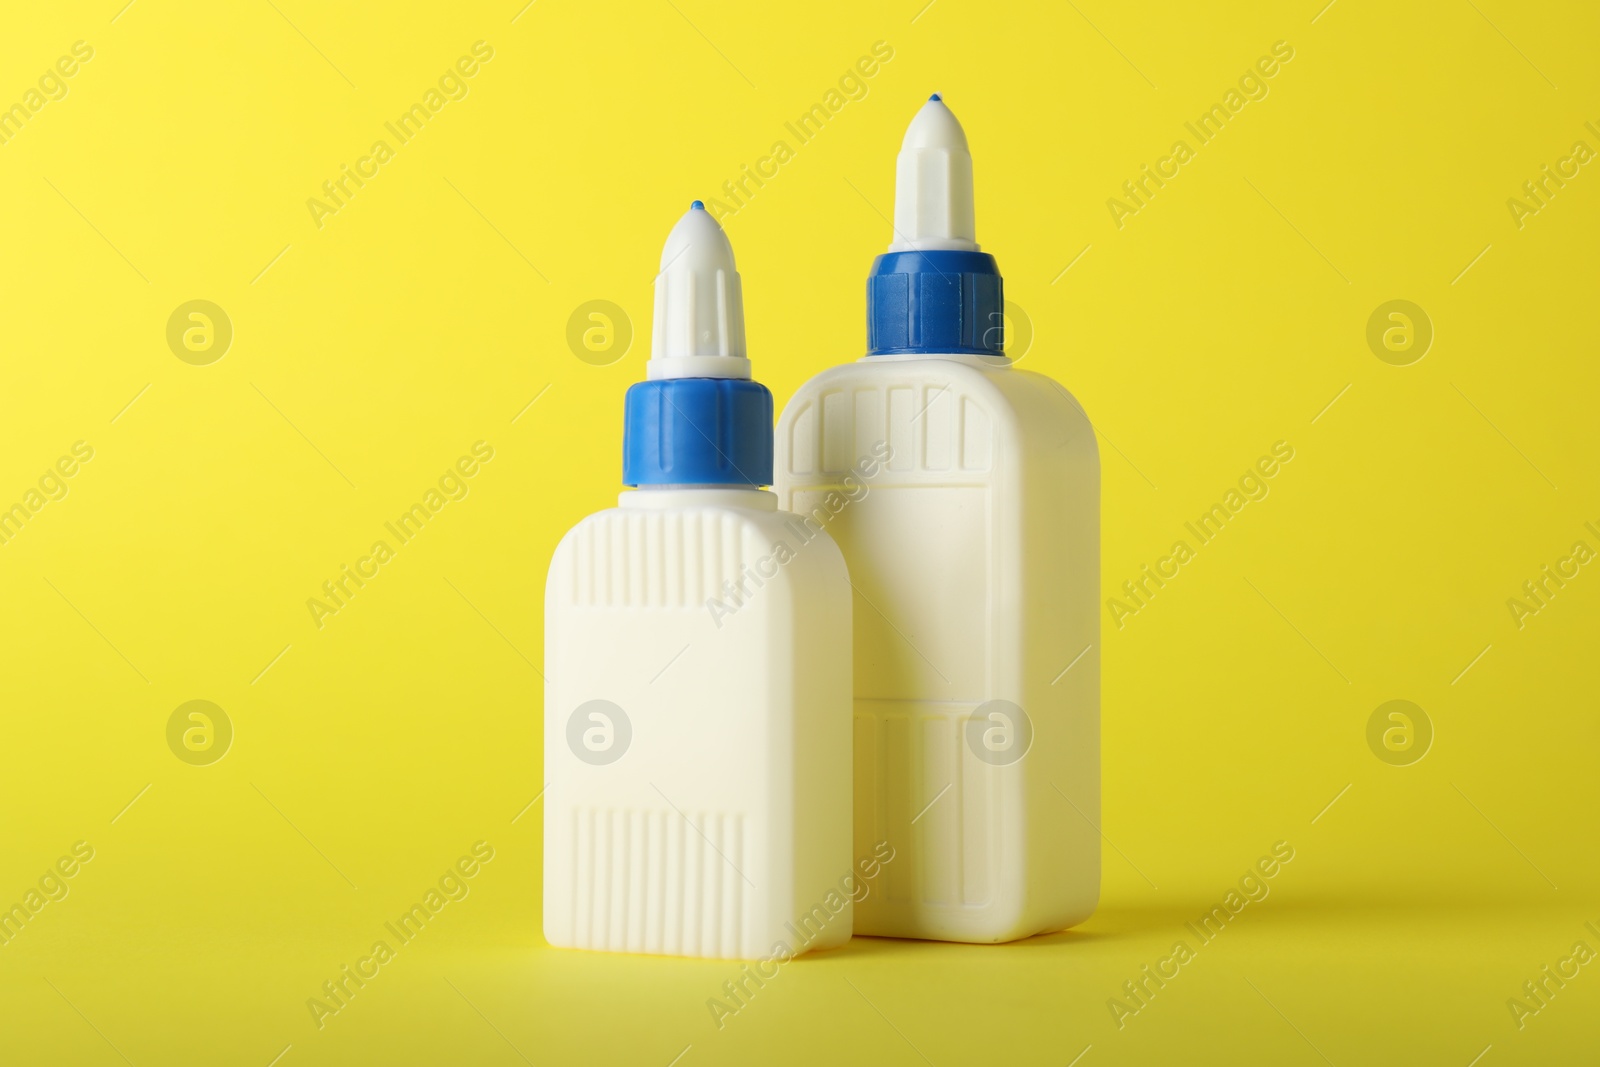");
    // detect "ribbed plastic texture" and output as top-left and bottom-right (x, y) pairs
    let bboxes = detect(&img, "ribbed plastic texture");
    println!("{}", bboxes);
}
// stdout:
(648, 202), (749, 380)
(866, 249), (1004, 356)
(622, 377), (773, 486)
(889, 95), (978, 254)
